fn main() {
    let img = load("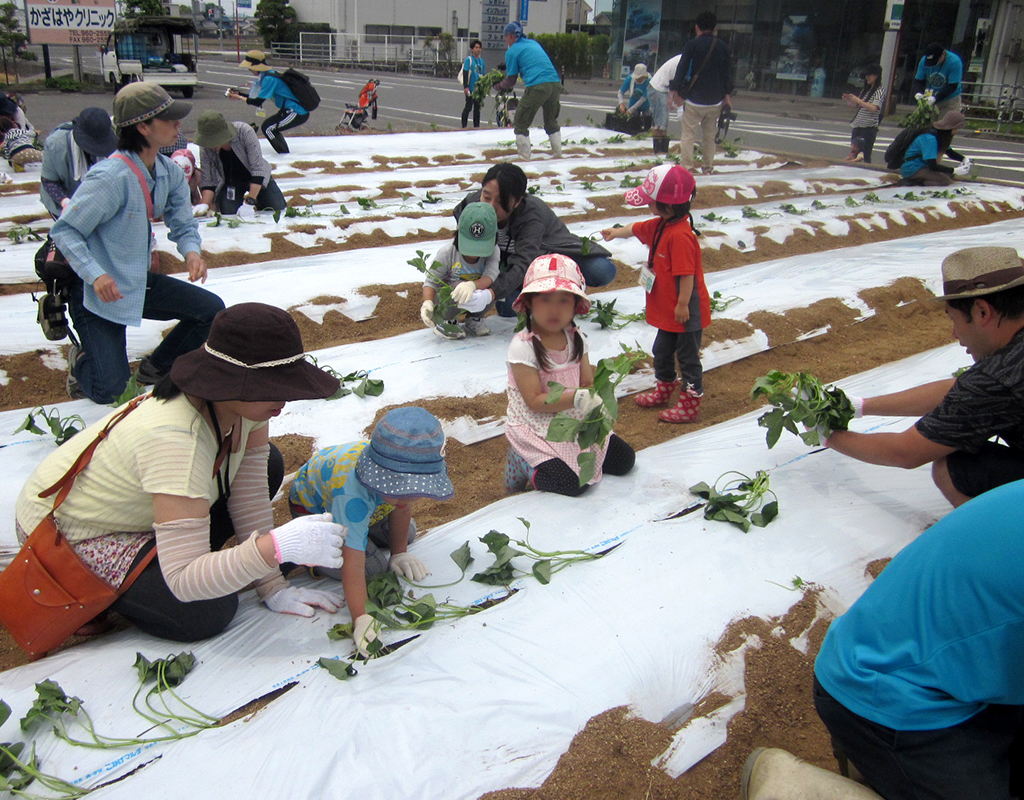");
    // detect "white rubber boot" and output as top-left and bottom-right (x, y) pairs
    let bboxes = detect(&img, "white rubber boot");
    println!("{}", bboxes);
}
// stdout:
(742, 748), (883, 800)
(549, 130), (562, 158)
(516, 134), (532, 161)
